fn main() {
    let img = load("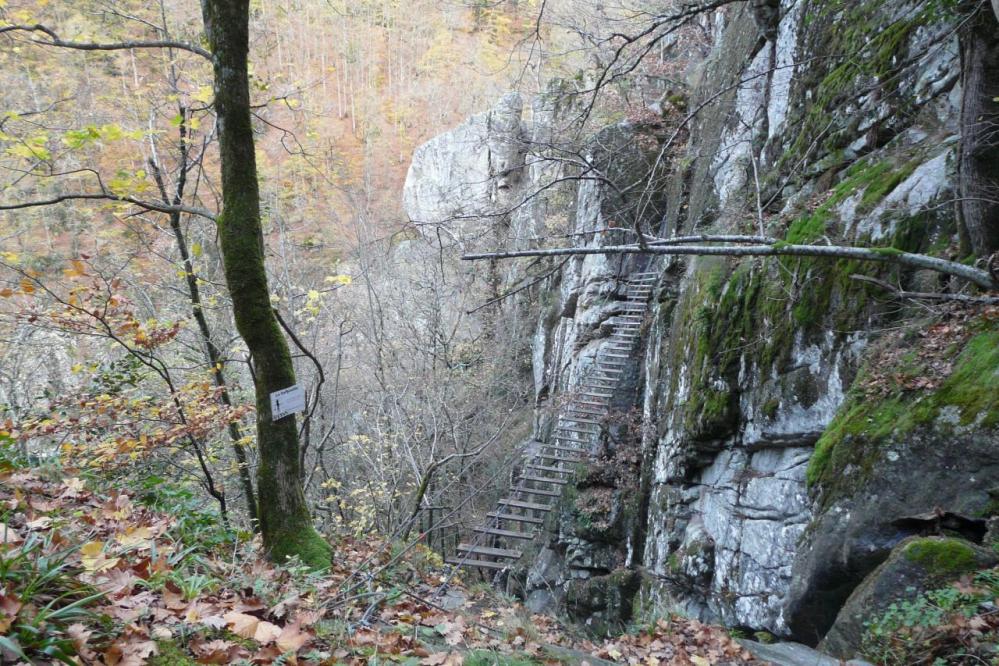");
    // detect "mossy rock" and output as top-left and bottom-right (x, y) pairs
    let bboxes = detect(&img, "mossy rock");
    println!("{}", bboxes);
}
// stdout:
(564, 568), (642, 637)
(808, 326), (999, 501)
(820, 536), (997, 658)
